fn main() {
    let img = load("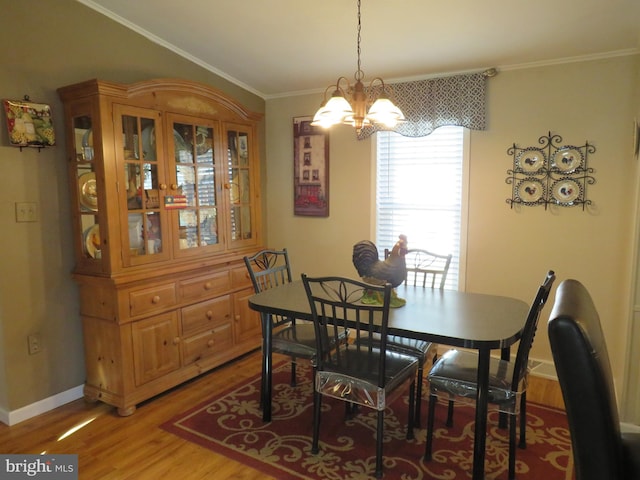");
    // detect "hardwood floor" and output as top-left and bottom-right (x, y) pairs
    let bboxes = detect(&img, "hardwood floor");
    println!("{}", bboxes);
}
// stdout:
(0, 350), (565, 479)
(0, 351), (275, 480)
